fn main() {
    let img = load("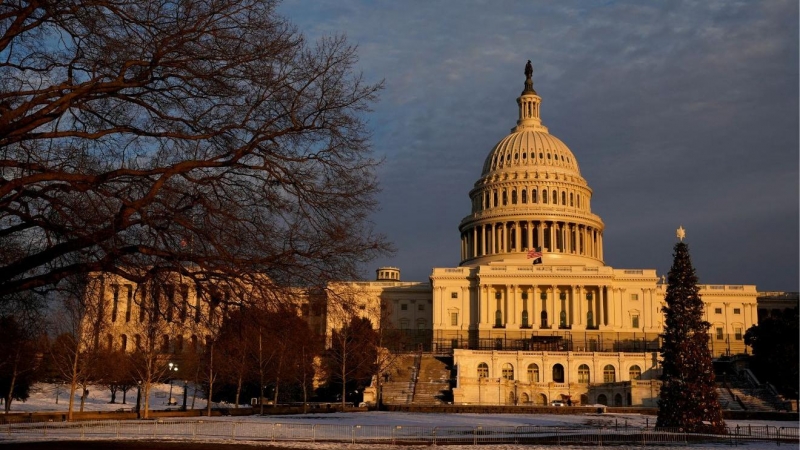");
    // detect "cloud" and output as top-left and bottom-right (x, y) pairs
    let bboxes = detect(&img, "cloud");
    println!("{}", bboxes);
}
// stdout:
(279, 0), (799, 289)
